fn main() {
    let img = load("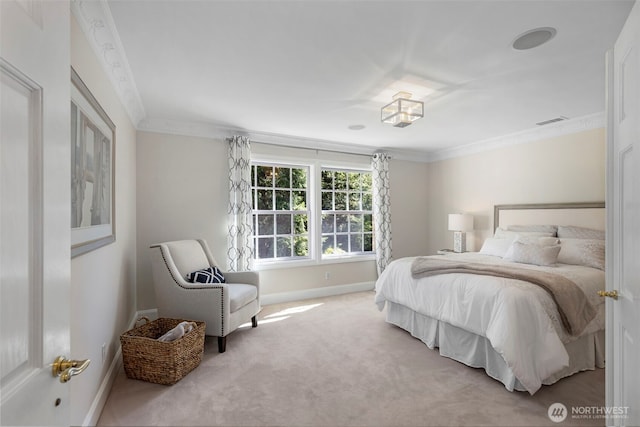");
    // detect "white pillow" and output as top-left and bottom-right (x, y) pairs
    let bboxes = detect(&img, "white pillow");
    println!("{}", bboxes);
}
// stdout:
(506, 241), (561, 266)
(479, 238), (513, 257)
(557, 225), (605, 240)
(503, 236), (559, 259)
(558, 238), (605, 270)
